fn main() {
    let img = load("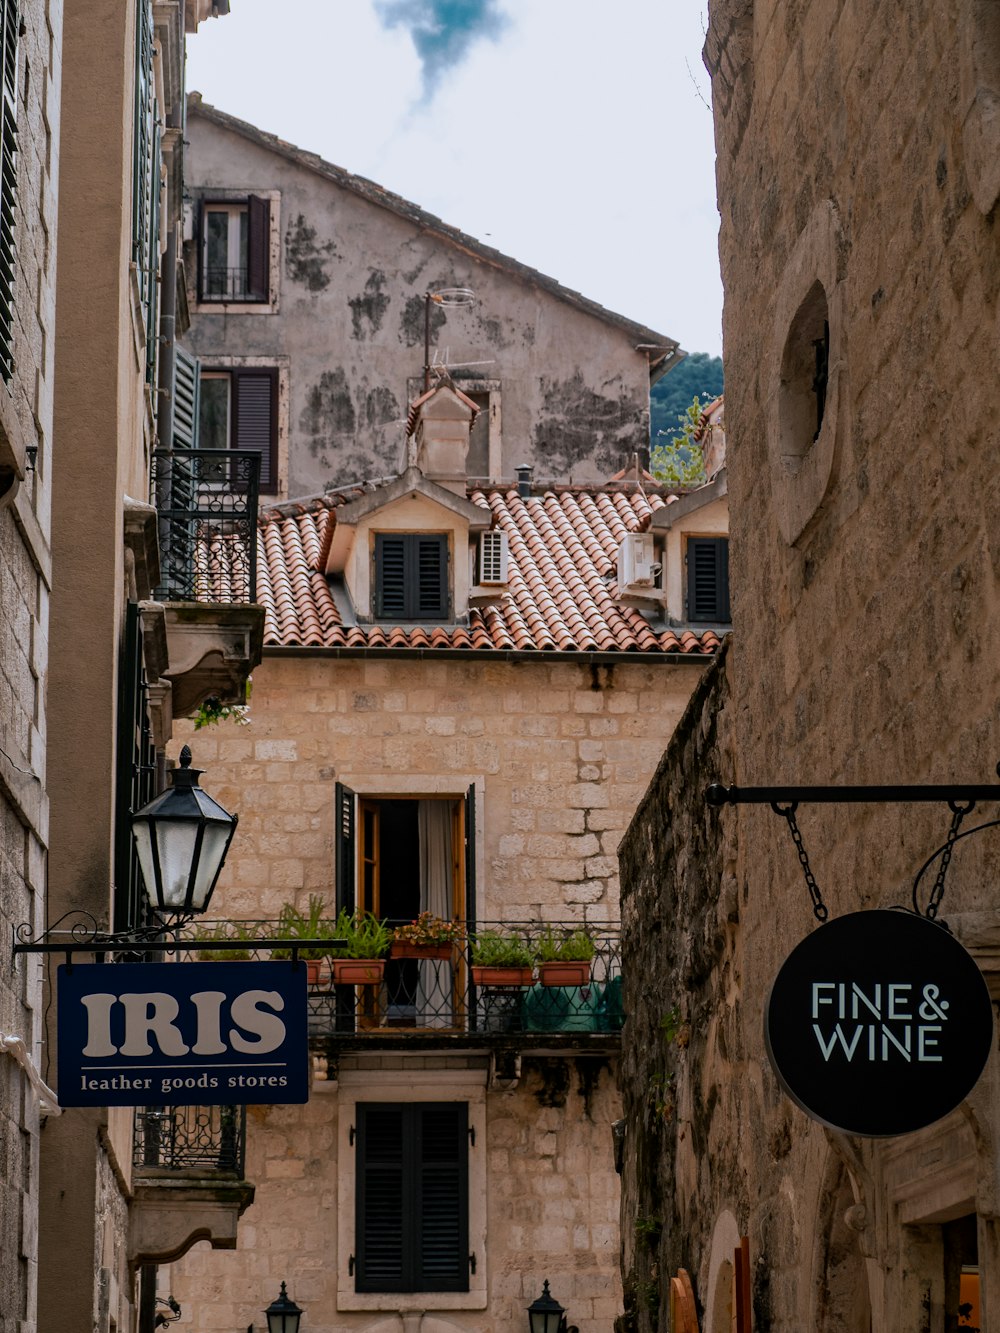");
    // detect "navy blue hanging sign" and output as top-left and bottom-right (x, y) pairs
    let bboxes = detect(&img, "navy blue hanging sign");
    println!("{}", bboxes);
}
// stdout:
(765, 910), (994, 1137)
(58, 960), (309, 1106)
